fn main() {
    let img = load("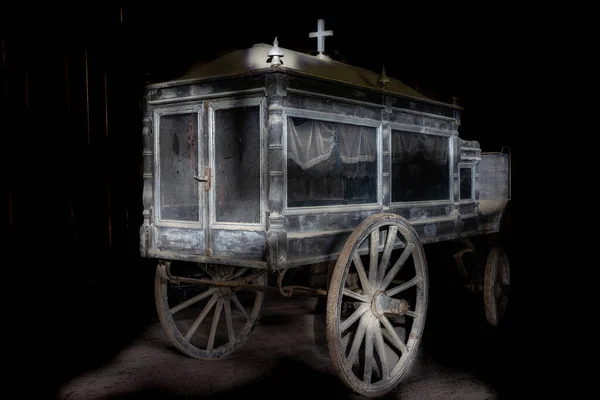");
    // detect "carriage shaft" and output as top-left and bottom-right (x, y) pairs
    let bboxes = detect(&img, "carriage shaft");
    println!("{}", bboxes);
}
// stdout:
(168, 273), (327, 297)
